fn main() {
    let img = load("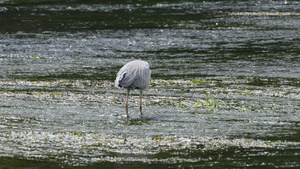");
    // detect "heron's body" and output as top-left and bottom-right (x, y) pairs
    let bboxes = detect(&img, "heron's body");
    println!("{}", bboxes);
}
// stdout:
(115, 60), (151, 118)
